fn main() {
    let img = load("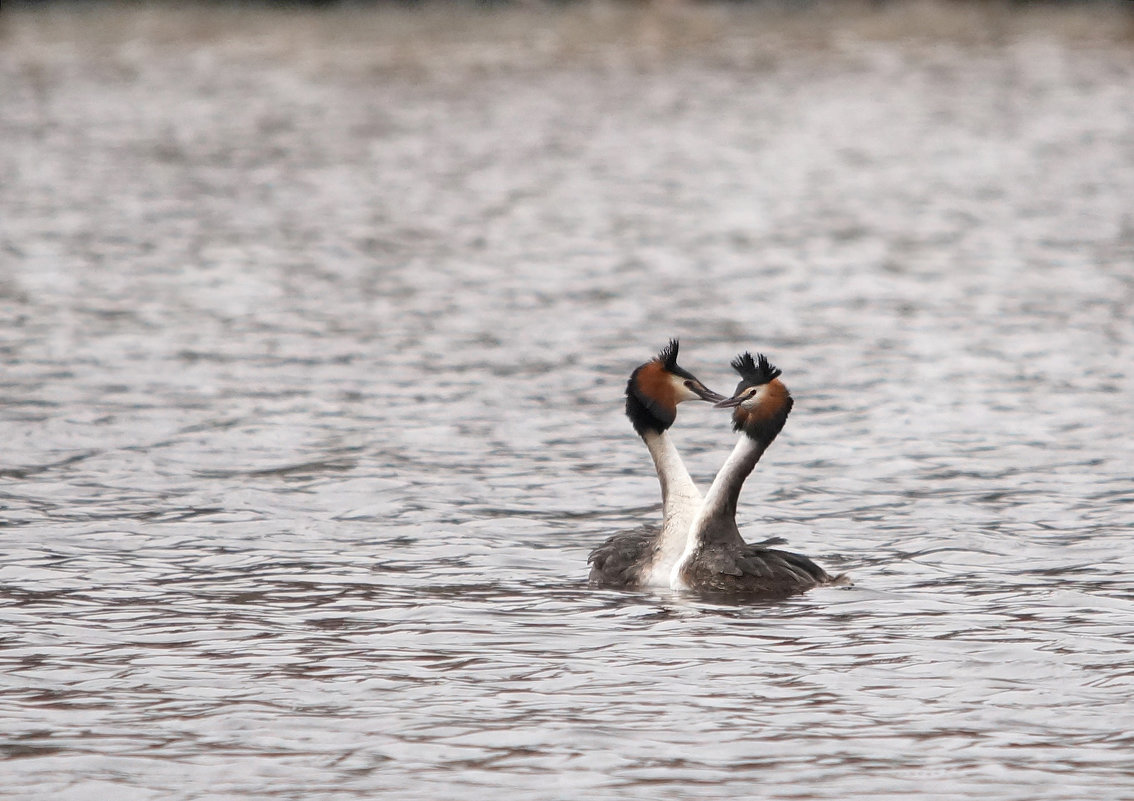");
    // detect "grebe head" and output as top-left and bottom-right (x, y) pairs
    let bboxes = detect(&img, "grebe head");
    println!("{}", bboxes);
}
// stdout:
(714, 352), (793, 442)
(625, 339), (725, 436)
